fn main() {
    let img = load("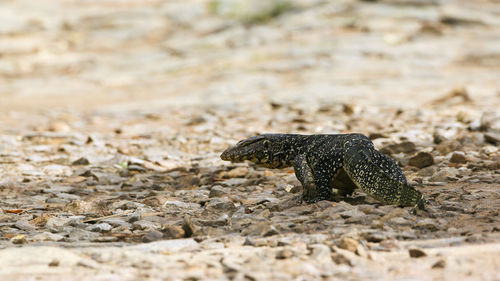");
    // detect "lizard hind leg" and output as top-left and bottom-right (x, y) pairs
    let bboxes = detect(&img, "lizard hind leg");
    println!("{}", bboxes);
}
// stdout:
(342, 137), (422, 207)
